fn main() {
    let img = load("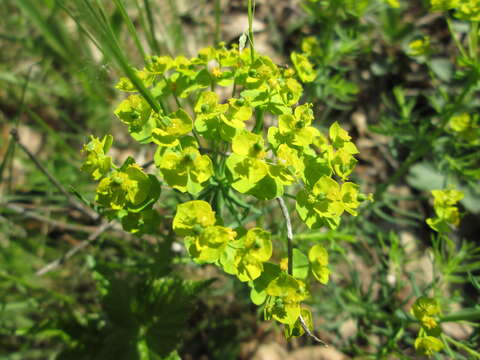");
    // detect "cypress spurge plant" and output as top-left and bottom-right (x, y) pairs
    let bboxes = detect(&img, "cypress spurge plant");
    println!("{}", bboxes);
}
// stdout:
(81, 16), (368, 339)
(409, 189), (480, 358)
